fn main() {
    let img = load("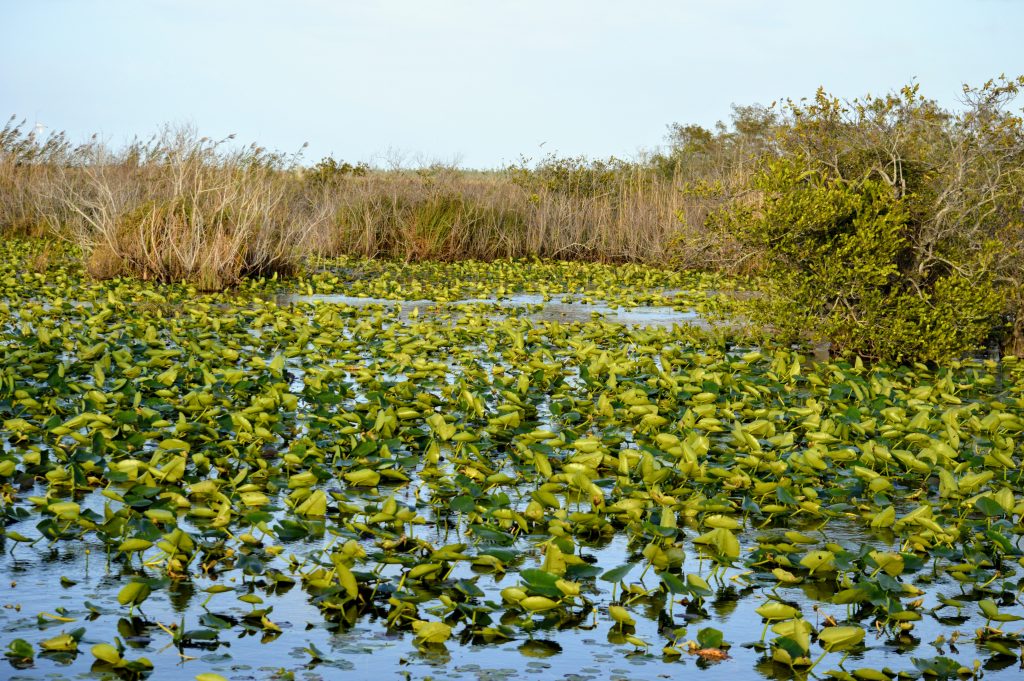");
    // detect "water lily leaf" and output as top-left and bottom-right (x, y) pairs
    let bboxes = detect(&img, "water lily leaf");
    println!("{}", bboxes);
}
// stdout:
(773, 636), (807, 662)
(772, 568), (802, 584)
(158, 438), (190, 452)
(692, 527), (740, 560)
(756, 602), (800, 621)
(818, 626), (864, 652)
(600, 564), (633, 583)
(91, 643), (122, 664)
(868, 551), (904, 577)
(870, 506), (895, 528)
(450, 494), (476, 513)
(520, 568), (561, 597)
(696, 626), (724, 649)
(609, 605), (635, 626)
(974, 496), (1006, 517)
(39, 632), (78, 652)
(520, 596), (560, 612)
(5, 639), (34, 661)
(659, 571), (686, 594)
(799, 550), (835, 573)
(118, 538), (153, 553)
(979, 598), (1023, 622)
(295, 490), (328, 516)
(412, 620), (452, 643)
(686, 573), (713, 596)
(117, 581), (151, 607)
(344, 469), (380, 487)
